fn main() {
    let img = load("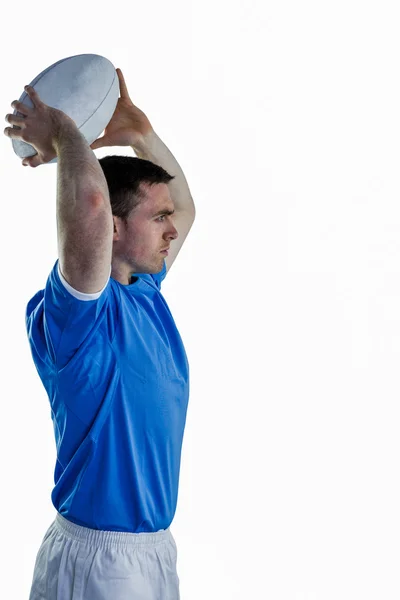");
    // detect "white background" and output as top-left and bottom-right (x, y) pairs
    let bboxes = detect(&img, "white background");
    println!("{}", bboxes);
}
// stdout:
(1, 1), (400, 598)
